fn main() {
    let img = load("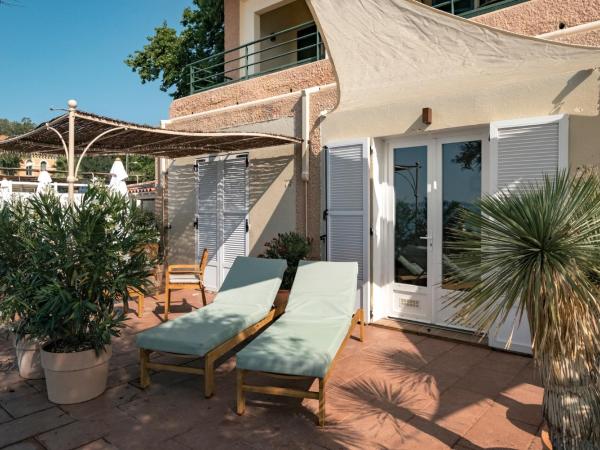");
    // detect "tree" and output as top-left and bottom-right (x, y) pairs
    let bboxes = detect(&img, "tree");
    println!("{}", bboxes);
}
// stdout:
(0, 117), (36, 175)
(125, 0), (224, 98)
(445, 172), (600, 449)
